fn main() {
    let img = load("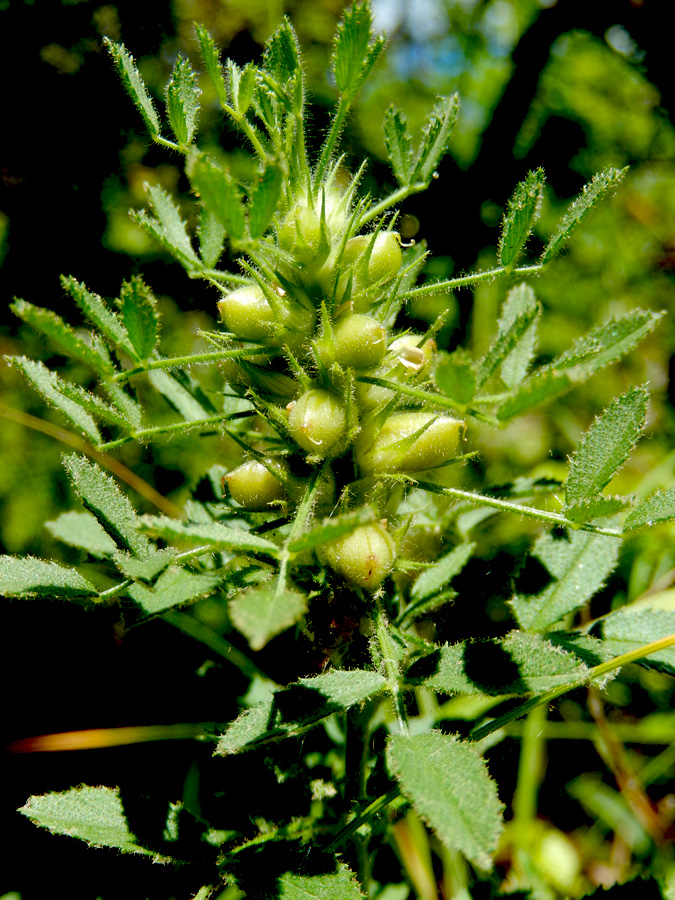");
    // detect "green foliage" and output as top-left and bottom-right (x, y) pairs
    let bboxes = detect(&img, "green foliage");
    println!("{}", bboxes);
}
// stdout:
(7, 6), (675, 899)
